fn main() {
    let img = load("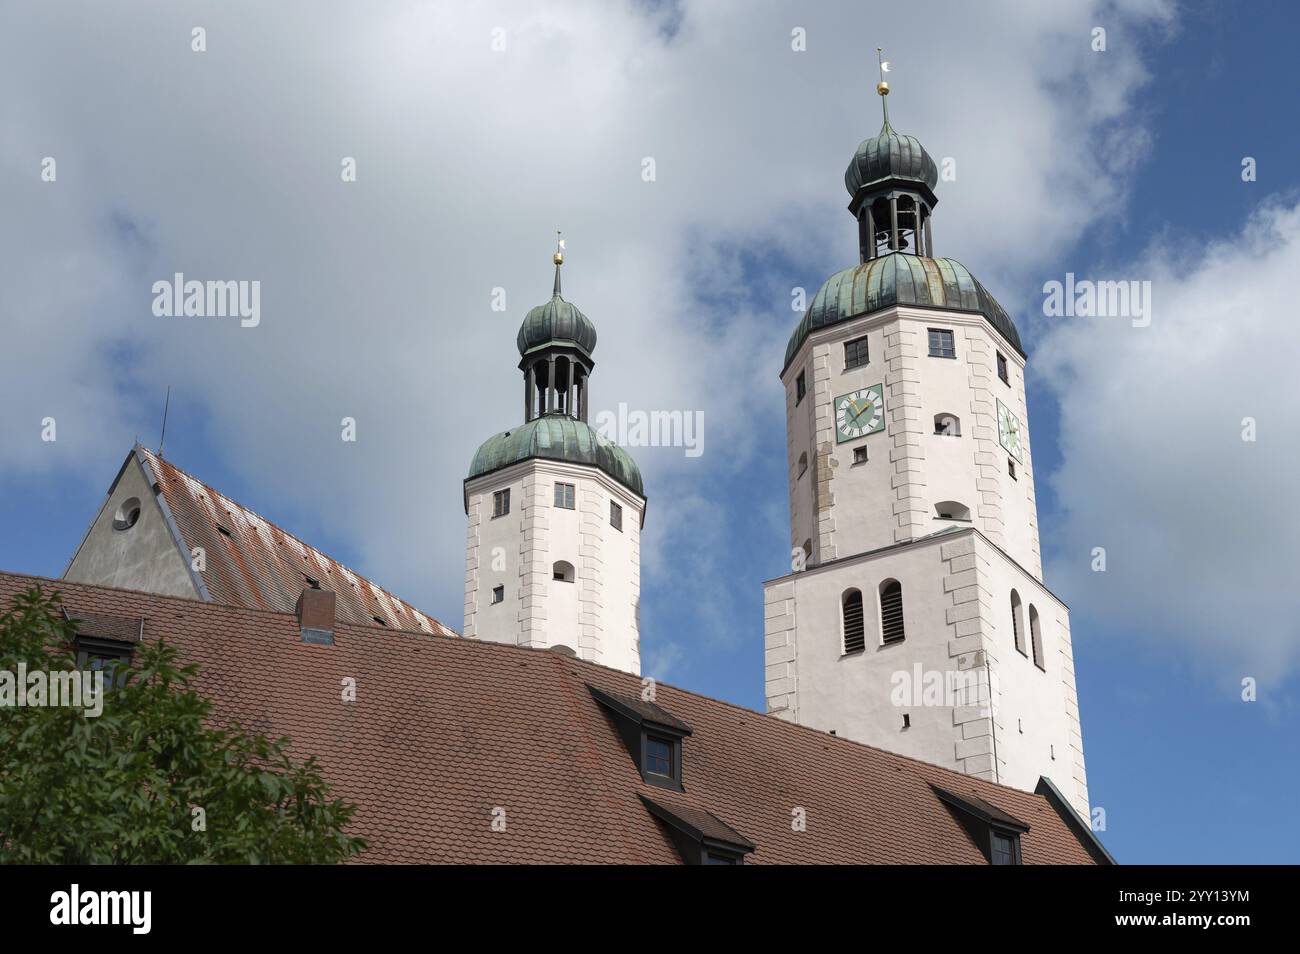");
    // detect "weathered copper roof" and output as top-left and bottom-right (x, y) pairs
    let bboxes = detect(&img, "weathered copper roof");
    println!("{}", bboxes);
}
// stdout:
(0, 569), (1113, 864)
(133, 446), (455, 636)
(785, 253), (1025, 371)
(845, 119), (938, 196)
(467, 415), (643, 498)
(517, 295), (597, 358)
